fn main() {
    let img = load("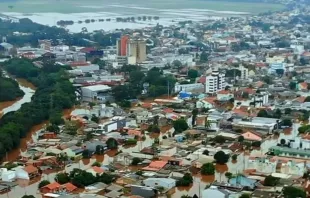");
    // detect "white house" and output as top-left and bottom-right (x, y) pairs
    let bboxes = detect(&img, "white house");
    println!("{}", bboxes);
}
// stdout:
(143, 178), (176, 189)
(81, 85), (112, 103)
(1, 168), (15, 182)
(202, 186), (238, 198)
(174, 83), (204, 92)
(196, 100), (213, 109)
